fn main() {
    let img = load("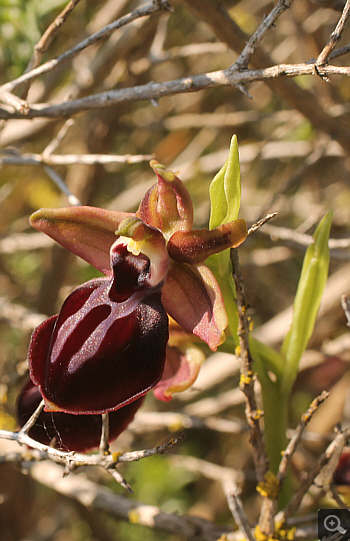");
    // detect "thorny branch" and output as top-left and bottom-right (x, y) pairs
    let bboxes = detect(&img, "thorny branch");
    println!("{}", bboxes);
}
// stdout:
(317, 0), (350, 66)
(227, 489), (256, 541)
(230, 249), (269, 481)
(20, 0), (83, 99)
(276, 426), (350, 524)
(0, 0), (171, 97)
(0, 63), (348, 120)
(180, 0), (349, 152)
(234, 0), (294, 69)
(276, 391), (330, 488)
(0, 425), (185, 490)
(0, 151), (155, 166)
